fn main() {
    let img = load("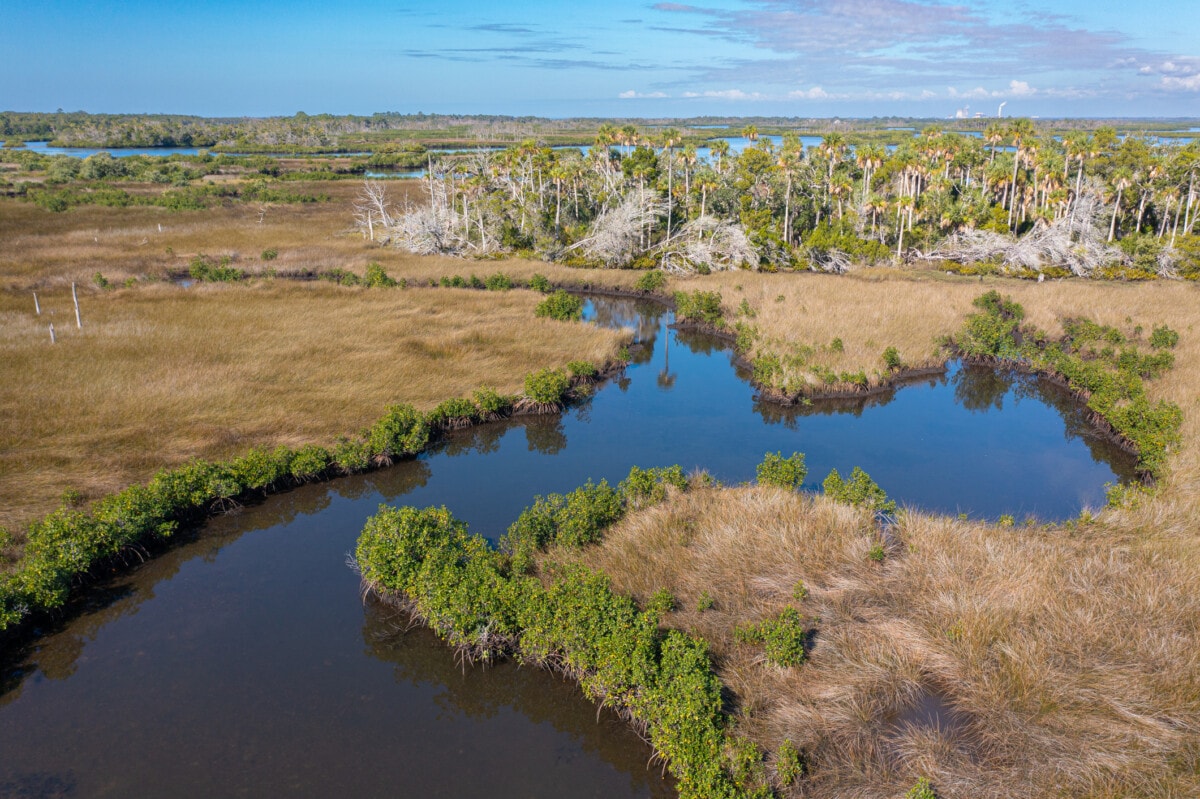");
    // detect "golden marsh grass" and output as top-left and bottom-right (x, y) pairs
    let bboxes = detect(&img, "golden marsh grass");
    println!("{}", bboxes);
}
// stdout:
(0, 281), (623, 538)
